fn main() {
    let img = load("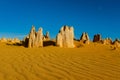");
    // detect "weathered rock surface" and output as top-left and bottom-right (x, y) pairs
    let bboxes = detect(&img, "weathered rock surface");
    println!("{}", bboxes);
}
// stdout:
(113, 38), (120, 48)
(0, 37), (20, 43)
(35, 28), (43, 47)
(80, 32), (90, 44)
(103, 38), (112, 45)
(56, 25), (75, 48)
(93, 34), (102, 42)
(11, 38), (20, 43)
(25, 25), (43, 48)
(0, 37), (7, 42)
(43, 31), (50, 41)
(28, 26), (36, 48)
